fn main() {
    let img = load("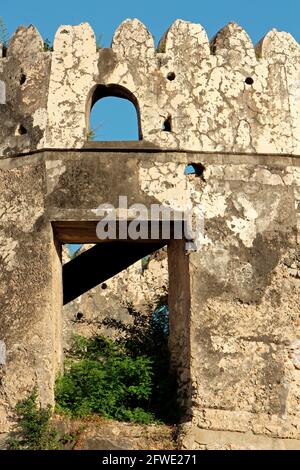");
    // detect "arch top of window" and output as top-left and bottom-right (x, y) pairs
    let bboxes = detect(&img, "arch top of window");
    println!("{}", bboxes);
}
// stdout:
(86, 84), (142, 142)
